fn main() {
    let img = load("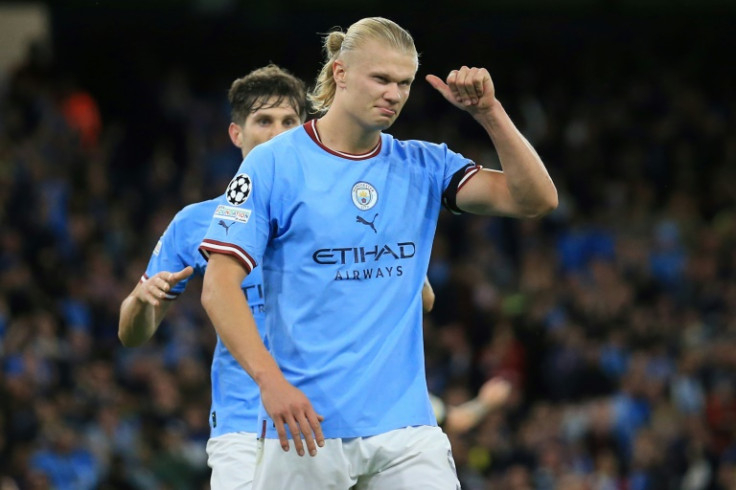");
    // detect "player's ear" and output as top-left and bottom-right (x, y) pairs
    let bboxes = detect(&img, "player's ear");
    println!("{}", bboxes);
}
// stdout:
(333, 60), (347, 88)
(228, 122), (243, 149)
